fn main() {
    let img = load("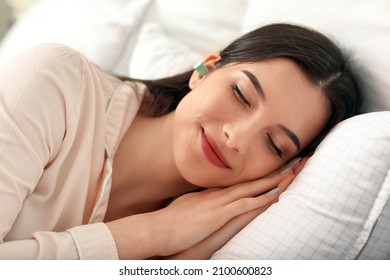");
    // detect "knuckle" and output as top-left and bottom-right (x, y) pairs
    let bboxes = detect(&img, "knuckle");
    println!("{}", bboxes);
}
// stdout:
(238, 197), (255, 210)
(256, 195), (275, 206)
